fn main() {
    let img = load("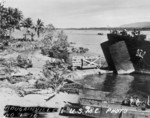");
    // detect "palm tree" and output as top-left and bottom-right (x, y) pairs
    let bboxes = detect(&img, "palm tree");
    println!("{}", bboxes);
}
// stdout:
(5, 7), (15, 38)
(21, 18), (33, 40)
(6, 7), (15, 23)
(0, 3), (6, 26)
(0, 1), (23, 39)
(5, 7), (23, 38)
(21, 17), (33, 30)
(0, 3), (7, 37)
(13, 8), (23, 29)
(35, 19), (44, 37)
